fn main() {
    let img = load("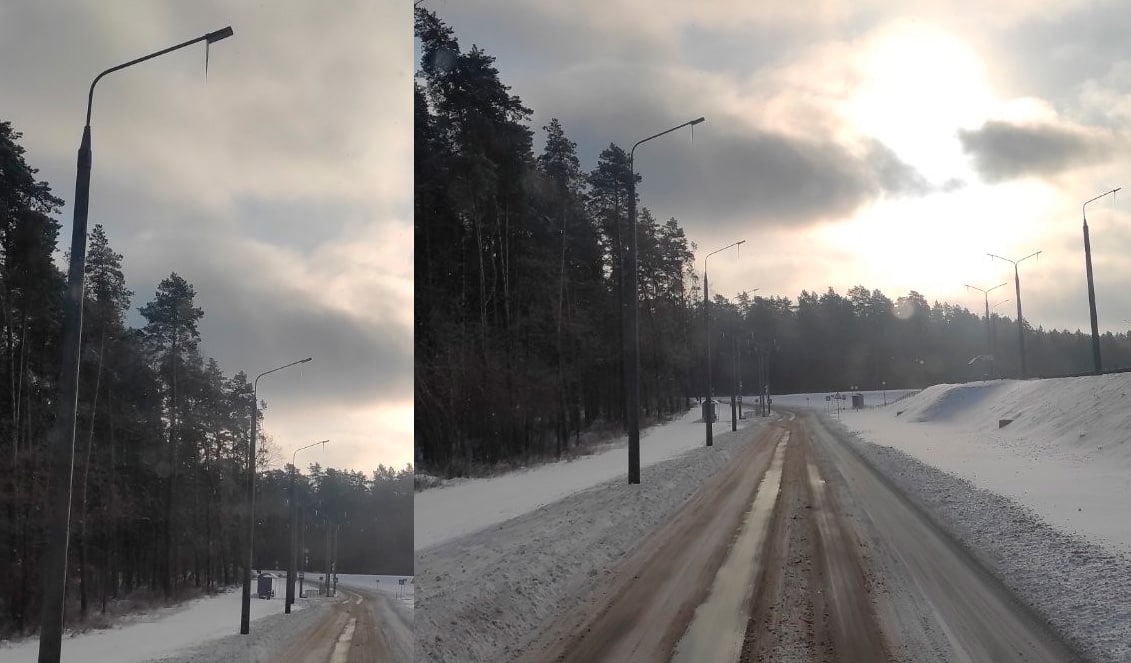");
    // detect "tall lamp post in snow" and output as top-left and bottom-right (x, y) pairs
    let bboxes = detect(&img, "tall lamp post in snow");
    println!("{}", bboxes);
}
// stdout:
(964, 281), (1007, 378)
(242, 357), (312, 634)
(734, 289), (758, 423)
(989, 251), (1041, 379)
(286, 439), (327, 614)
(703, 240), (744, 446)
(624, 116), (705, 484)
(1082, 187), (1120, 374)
(37, 26), (234, 663)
